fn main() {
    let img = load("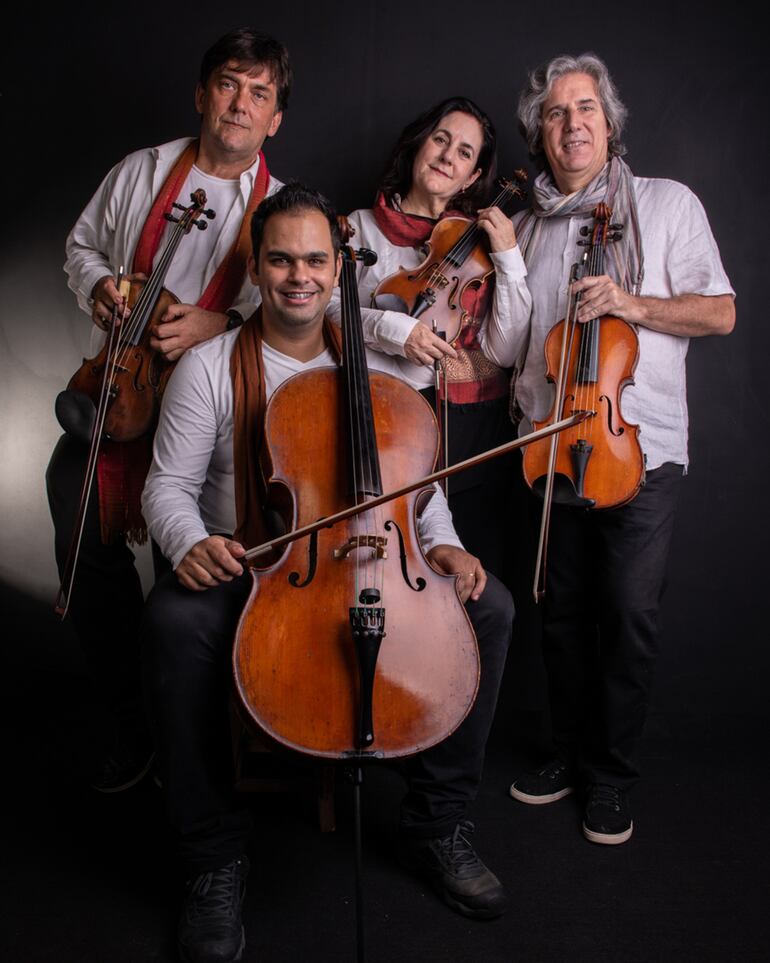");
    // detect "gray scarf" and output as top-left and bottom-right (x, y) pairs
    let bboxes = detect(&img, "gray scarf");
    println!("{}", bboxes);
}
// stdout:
(517, 156), (644, 295)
